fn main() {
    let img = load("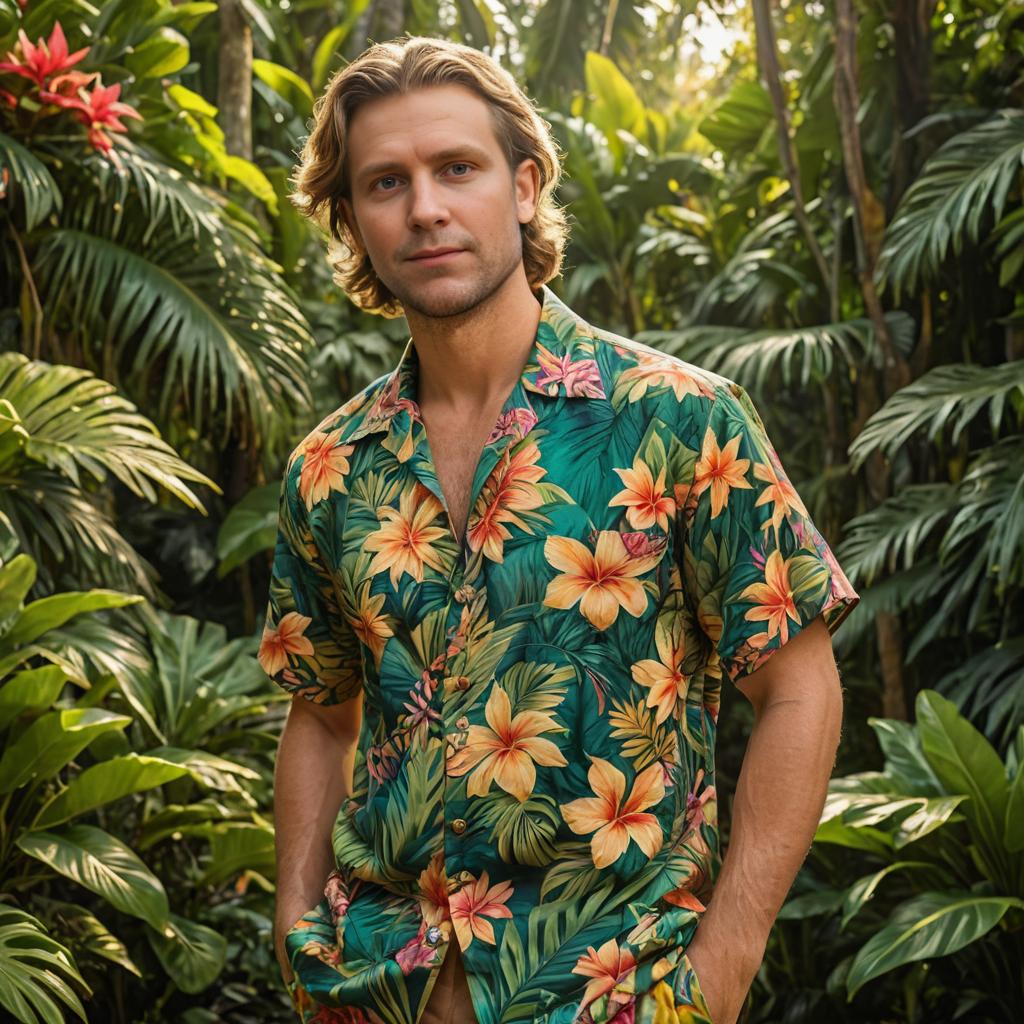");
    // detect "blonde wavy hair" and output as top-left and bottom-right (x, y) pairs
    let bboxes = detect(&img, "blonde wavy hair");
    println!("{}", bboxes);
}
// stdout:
(289, 35), (569, 317)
